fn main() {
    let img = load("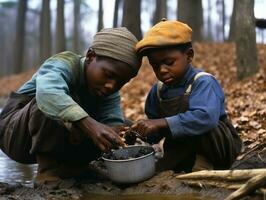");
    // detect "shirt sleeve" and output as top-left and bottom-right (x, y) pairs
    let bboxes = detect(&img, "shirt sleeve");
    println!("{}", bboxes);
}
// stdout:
(36, 59), (88, 122)
(145, 84), (160, 119)
(165, 76), (225, 138)
(96, 92), (124, 125)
